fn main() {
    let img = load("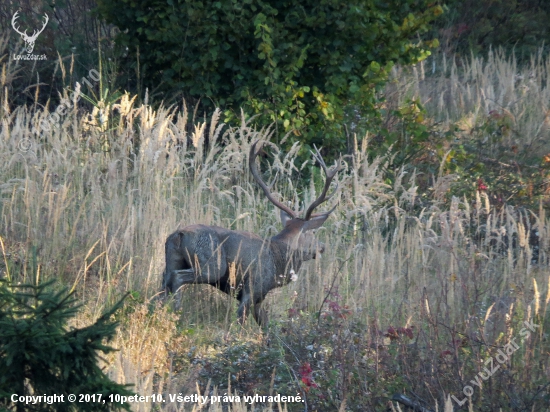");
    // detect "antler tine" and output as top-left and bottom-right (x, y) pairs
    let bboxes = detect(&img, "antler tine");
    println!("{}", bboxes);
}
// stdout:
(30, 14), (49, 40)
(304, 145), (342, 221)
(39, 14), (49, 31)
(249, 140), (297, 219)
(11, 12), (26, 36)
